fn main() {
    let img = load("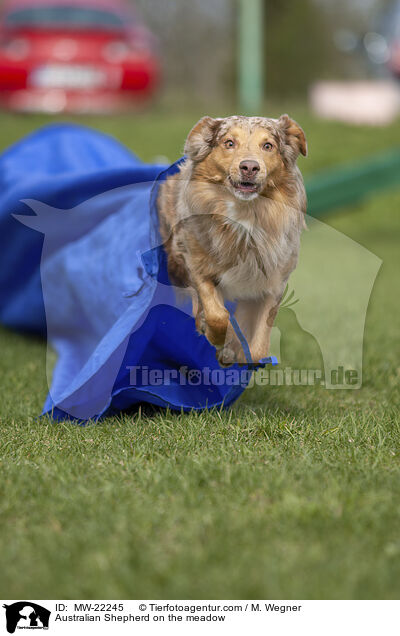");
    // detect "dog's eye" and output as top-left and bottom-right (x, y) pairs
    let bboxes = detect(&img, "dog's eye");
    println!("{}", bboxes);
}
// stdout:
(224, 139), (235, 149)
(263, 142), (273, 151)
